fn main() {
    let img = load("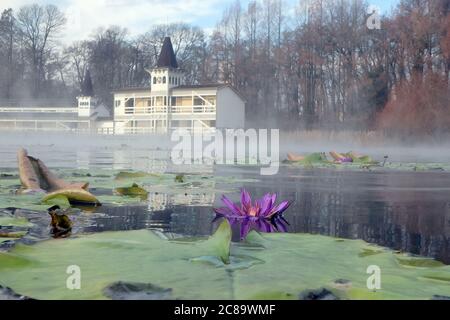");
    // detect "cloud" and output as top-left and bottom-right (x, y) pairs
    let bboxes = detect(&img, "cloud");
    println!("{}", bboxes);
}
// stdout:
(1, 0), (224, 43)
